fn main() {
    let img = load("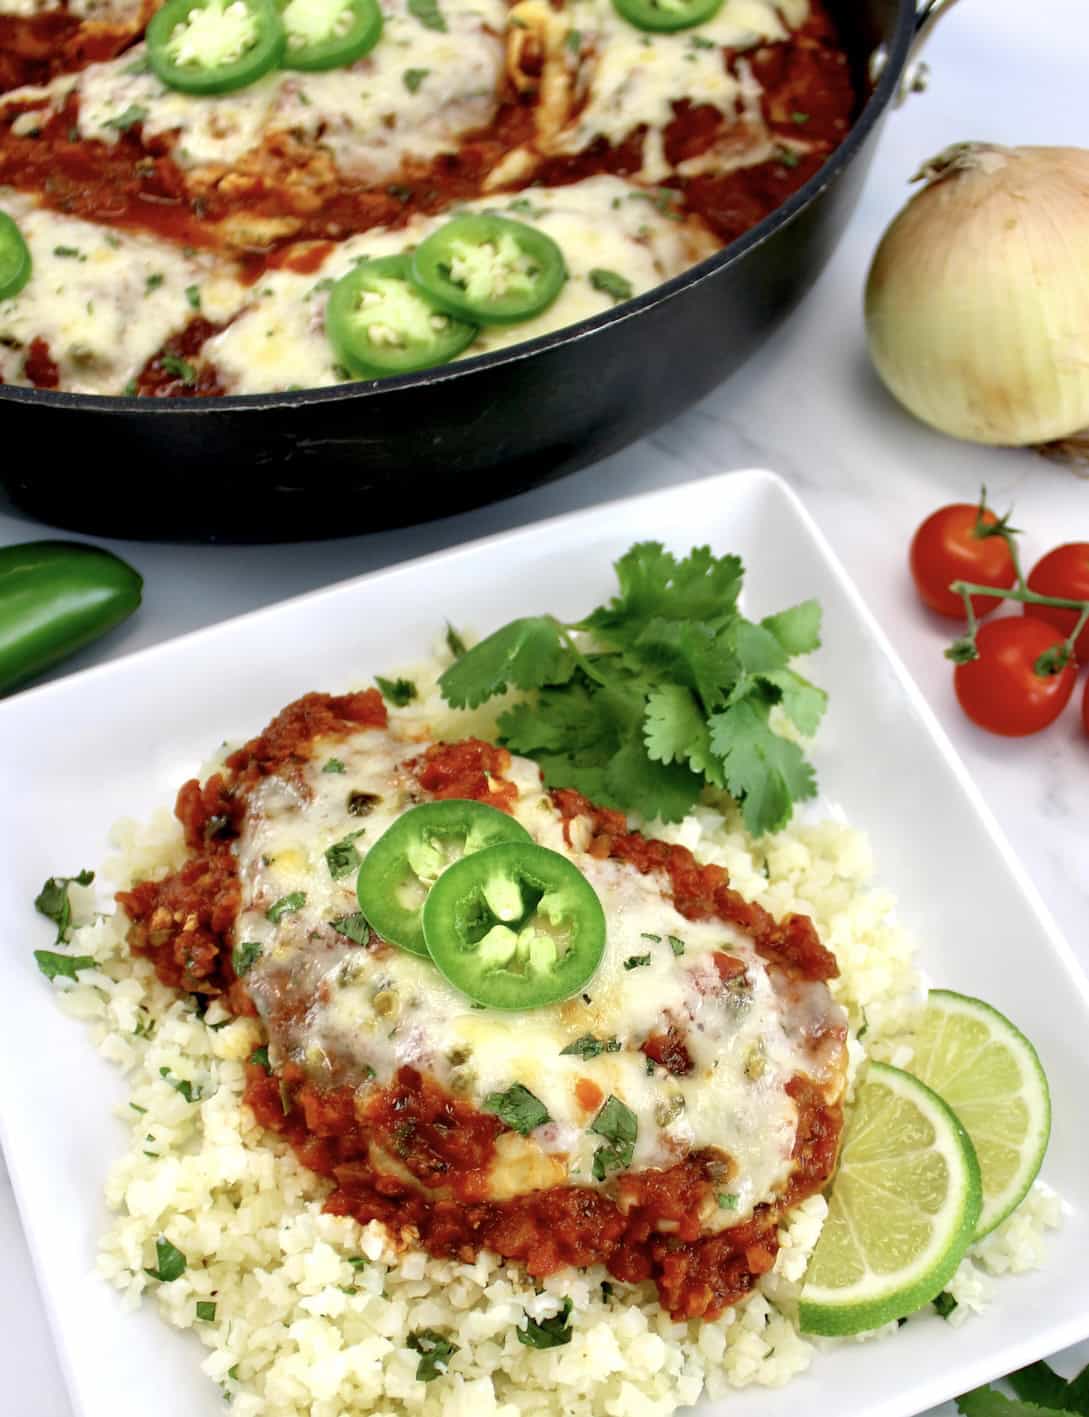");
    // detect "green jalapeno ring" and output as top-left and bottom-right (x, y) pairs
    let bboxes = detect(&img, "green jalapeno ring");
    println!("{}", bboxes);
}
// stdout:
(147, 0), (285, 96)
(355, 799), (532, 957)
(611, 0), (723, 32)
(0, 212), (32, 303)
(410, 214), (567, 326)
(280, 0), (383, 72)
(421, 840), (606, 1010)
(326, 253), (479, 379)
